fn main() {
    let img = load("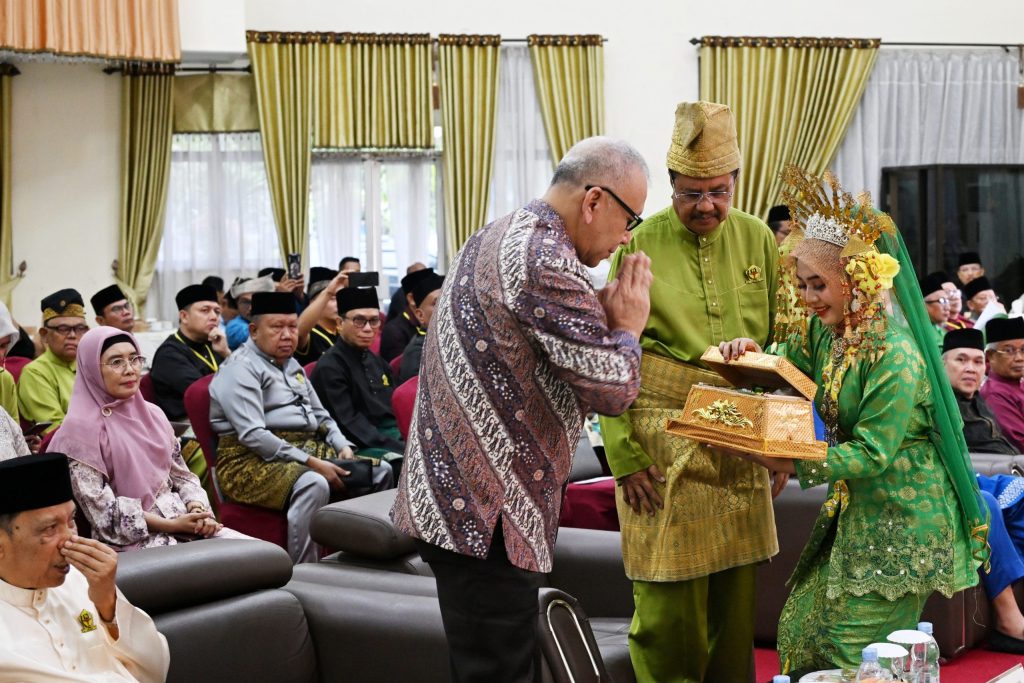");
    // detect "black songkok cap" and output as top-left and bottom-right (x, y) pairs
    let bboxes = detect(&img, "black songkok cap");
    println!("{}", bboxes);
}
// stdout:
(251, 292), (296, 316)
(985, 317), (1024, 345)
(919, 272), (947, 298)
(176, 284), (219, 311)
(0, 452), (74, 514)
(201, 276), (224, 292)
(963, 276), (993, 301)
(401, 267), (435, 293)
(258, 267), (286, 282)
(958, 251), (982, 267)
(307, 267), (337, 298)
(411, 273), (445, 307)
(336, 287), (379, 315)
(90, 284), (127, 316)
(942, 328), (985, 354)
(766, 205), (790, 226)
(41, 288), (86, 323)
